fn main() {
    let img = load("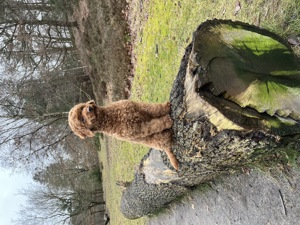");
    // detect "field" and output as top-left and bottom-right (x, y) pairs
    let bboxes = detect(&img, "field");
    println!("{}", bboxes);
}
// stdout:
(93, 0), (300, 224)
